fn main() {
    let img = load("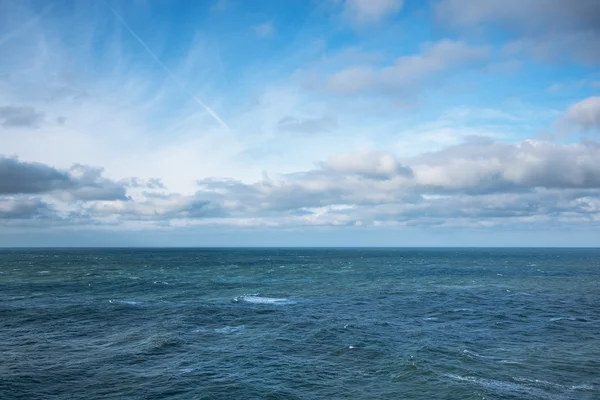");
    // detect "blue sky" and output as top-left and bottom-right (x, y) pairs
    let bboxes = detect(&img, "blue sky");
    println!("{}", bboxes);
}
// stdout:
(1, 0), (600, 246)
